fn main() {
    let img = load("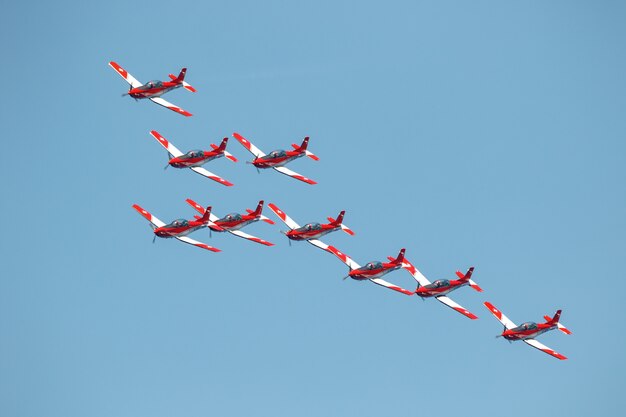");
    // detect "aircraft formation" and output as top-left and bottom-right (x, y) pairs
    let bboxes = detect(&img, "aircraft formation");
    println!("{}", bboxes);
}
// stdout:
(110, 62), (572, 360)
